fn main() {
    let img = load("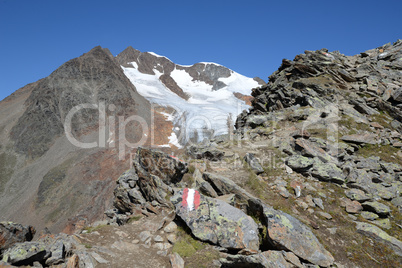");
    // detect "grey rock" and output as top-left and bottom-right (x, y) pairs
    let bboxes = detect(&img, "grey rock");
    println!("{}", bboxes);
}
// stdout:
(282, 251), (303, 267)
(362, 201), (391, 217)
(313, 198), (324, 210)
(198, 181), (219, 198)
(186, 142), (225, 161)
(220, 250), (290, 268)
(360, 211), (379, 220)
(356, 156), (381, 171)
(355, 221), (402, 256)
(318, 212), (333, 220)
(371, 218), (392, 229)
(215, 194), (236, 206)
(262, 204), (334, 267)
(171, 189), (260, 251)
(311, 158), (345, 184)
(0, 222), (36, 252)
(341, 134), (377, 145)
(244, 153), (264, 174)
(90, 252), (109, 264)
(170, 252), (184, 268)
(154, 235), (164, 242)
(163, 222), (178, 233)
(128, 188), (147, 204)
(286, 155), (314, 172)
(344, 188), (372, 202)
(45, 240), (65, 266)
(392, 87), (402, 102)
(138, 231), (152, 242)
(2, 242), (47, 266)
(391, 196), (402, 211)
